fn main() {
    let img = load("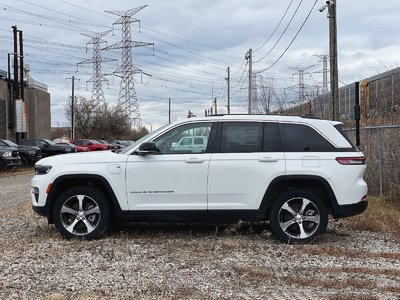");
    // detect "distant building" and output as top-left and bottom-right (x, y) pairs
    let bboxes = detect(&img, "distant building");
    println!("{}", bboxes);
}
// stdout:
(0, 66), (51, 142)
